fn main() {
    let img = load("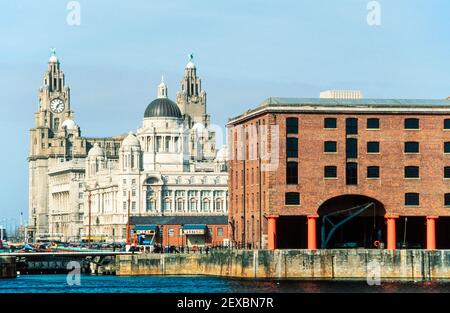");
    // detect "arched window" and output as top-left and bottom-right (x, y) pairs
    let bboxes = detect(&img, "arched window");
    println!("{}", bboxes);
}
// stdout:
(163, 198), (171, 211)
(146, 190), (155, 211)
(189, 198), (197, 211)
(202, 198), (210, 212)
(215, 199), (223, 212)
